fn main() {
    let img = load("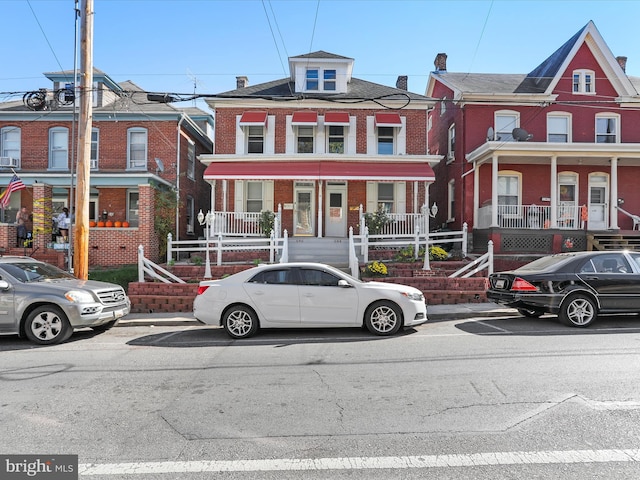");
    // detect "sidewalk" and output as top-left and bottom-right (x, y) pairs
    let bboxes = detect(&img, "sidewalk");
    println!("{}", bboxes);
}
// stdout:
(117, 302), (518, 327)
